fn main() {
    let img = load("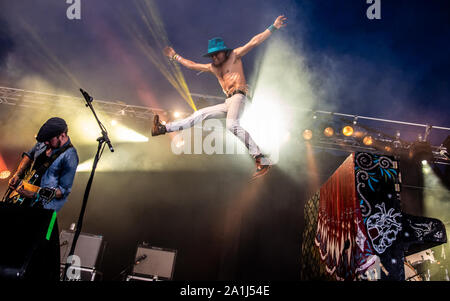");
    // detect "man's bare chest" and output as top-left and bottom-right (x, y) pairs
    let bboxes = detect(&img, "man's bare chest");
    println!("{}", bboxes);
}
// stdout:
(215, 61), (243, 80)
